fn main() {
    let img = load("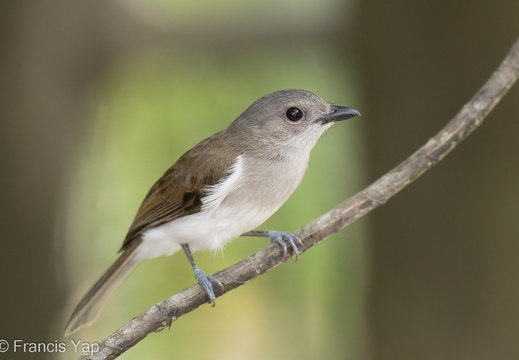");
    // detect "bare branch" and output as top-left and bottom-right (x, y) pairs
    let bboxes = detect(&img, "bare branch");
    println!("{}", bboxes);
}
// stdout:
(78, 35), (519, 360)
